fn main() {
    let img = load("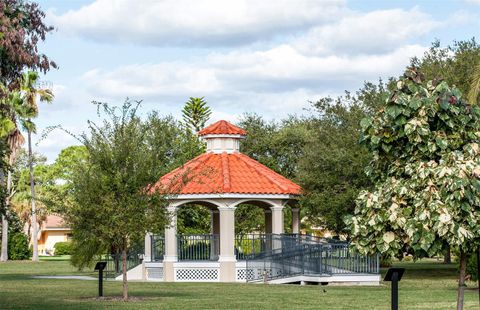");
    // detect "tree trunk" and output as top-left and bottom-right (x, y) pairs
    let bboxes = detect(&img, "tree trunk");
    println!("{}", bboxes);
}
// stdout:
(477, 248), (480, 307)
(0, 214), (7, 262)
(122, 248), (128, 301)
(28, 130), (38, 262)
(444, 246), (452, 264)
(1, 169), (12, 262)
(456, 250), (467, 310)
